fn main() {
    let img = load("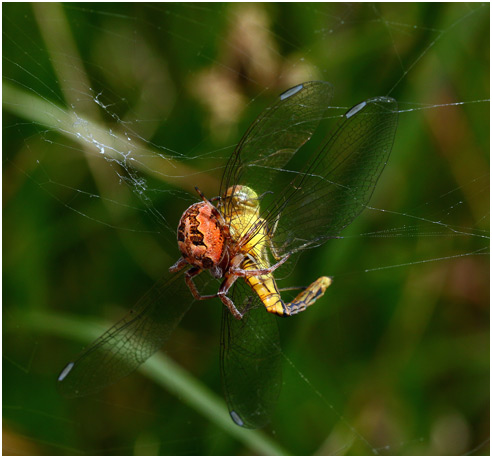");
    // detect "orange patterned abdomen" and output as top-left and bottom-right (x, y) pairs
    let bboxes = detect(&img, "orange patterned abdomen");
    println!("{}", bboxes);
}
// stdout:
(177, 202), (225, 269)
